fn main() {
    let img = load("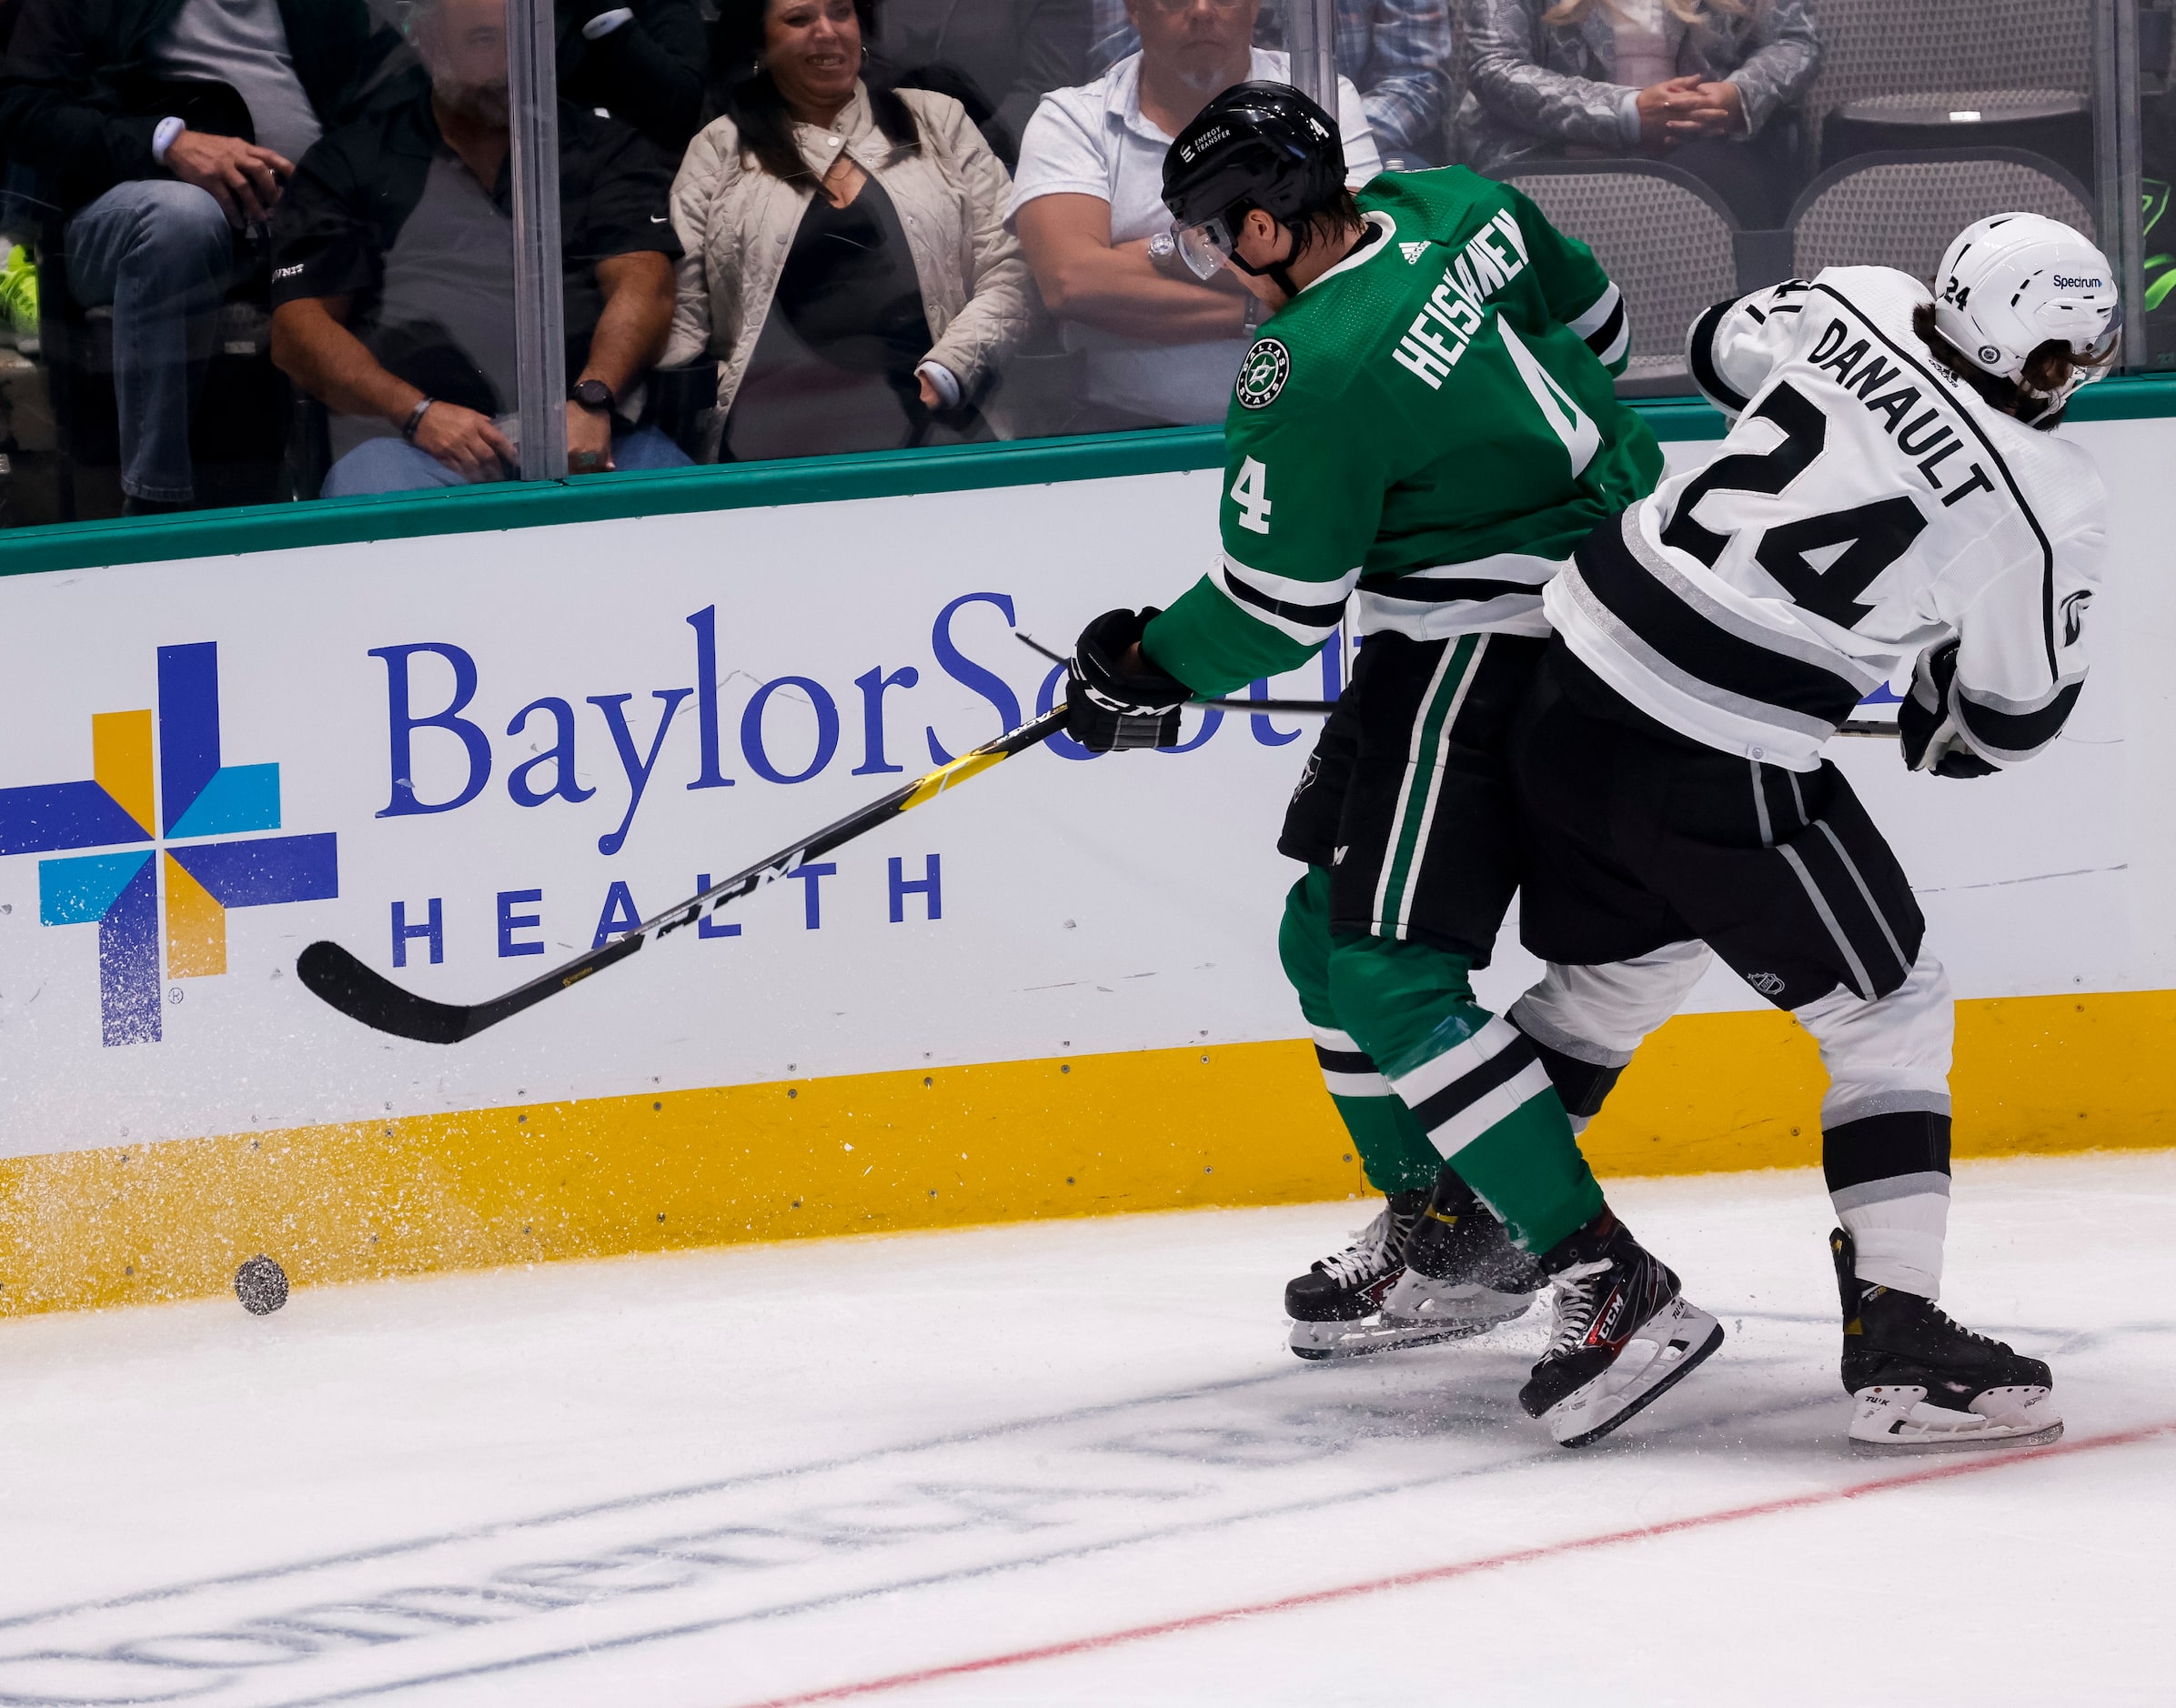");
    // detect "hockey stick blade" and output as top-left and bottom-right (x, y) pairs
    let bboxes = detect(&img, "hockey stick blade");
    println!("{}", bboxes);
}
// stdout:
(297, 705), (1068, 1043)
(297, 940), (477, 1044)
(297, 933), (646, 1044)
